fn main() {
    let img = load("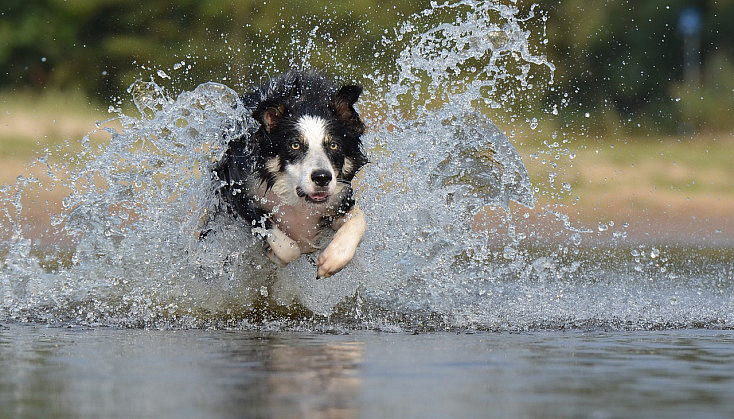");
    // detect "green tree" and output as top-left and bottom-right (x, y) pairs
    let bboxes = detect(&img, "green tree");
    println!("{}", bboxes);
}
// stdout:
(529, 0), (734, 132)
(0, 0), (430, 100)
